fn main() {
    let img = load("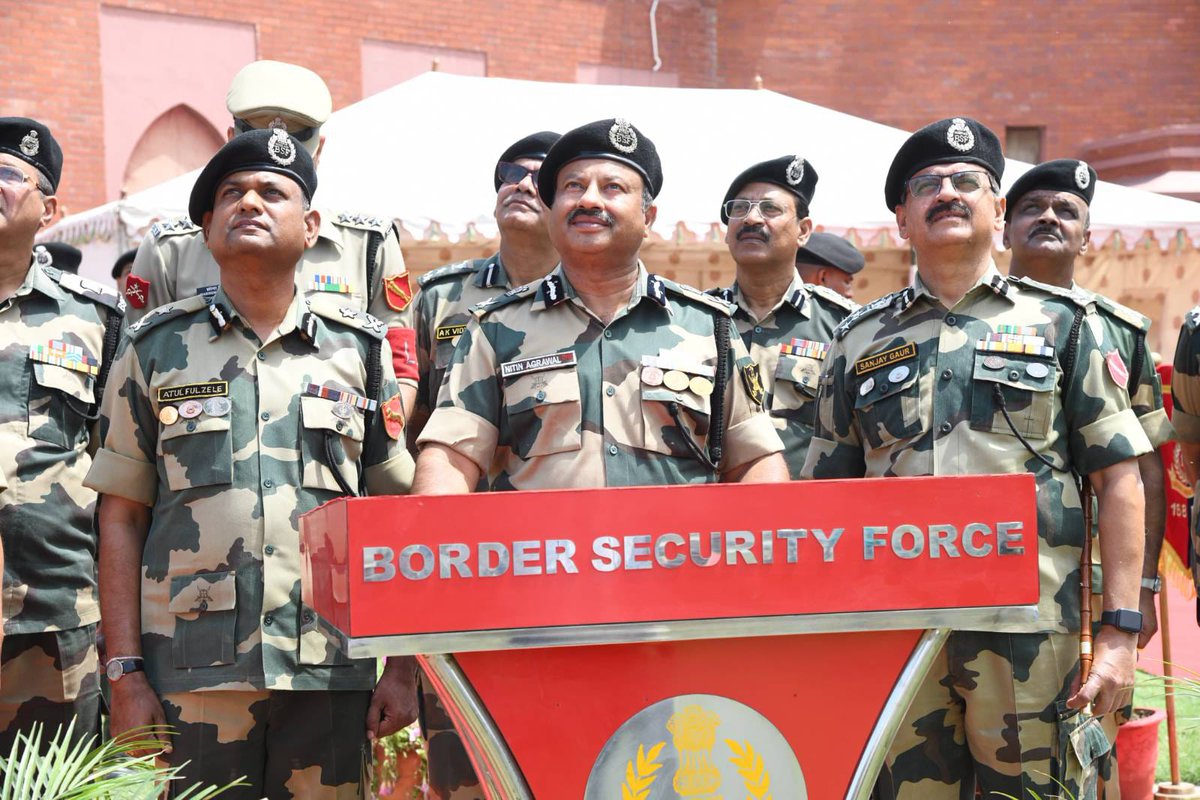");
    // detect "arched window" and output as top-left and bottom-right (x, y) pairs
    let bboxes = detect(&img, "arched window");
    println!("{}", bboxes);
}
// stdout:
(121, 104), (223, 196)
